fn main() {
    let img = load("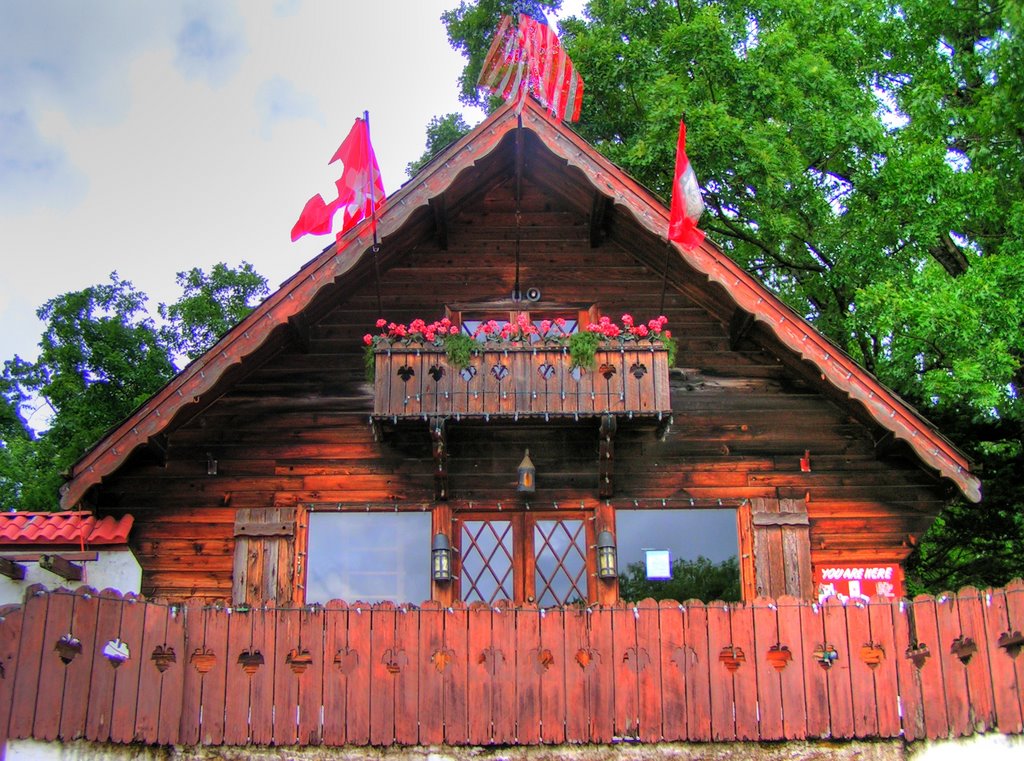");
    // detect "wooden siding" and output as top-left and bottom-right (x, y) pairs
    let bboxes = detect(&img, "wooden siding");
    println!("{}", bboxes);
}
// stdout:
(2, 585), (1024, 748)
(96, 171), (946, 603)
